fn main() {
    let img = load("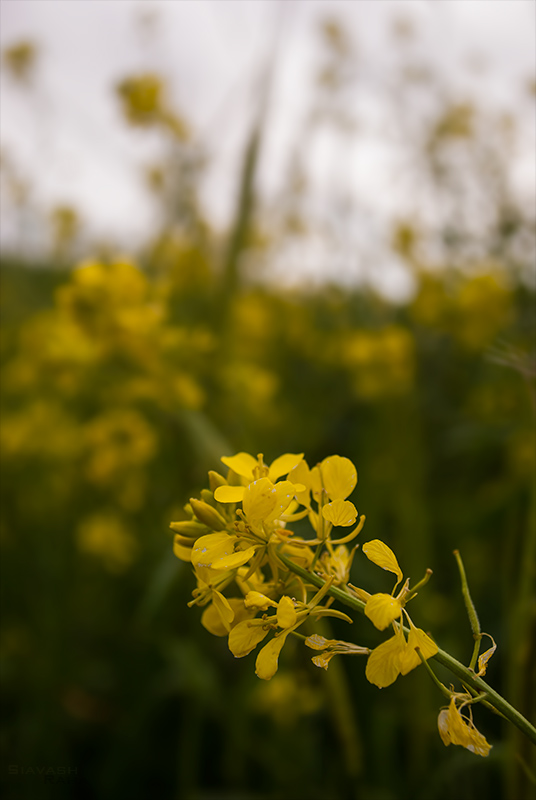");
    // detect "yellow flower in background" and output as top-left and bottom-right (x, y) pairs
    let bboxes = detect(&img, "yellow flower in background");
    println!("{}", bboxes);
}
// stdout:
(438, 697), (492, 757)
(77, 512), (138, 573)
